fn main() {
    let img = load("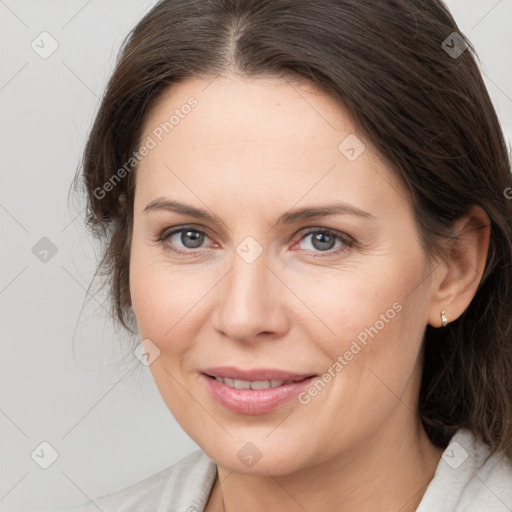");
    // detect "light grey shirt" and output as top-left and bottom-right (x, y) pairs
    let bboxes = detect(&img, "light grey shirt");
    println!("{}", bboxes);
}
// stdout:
(49, 428), (512, 511)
